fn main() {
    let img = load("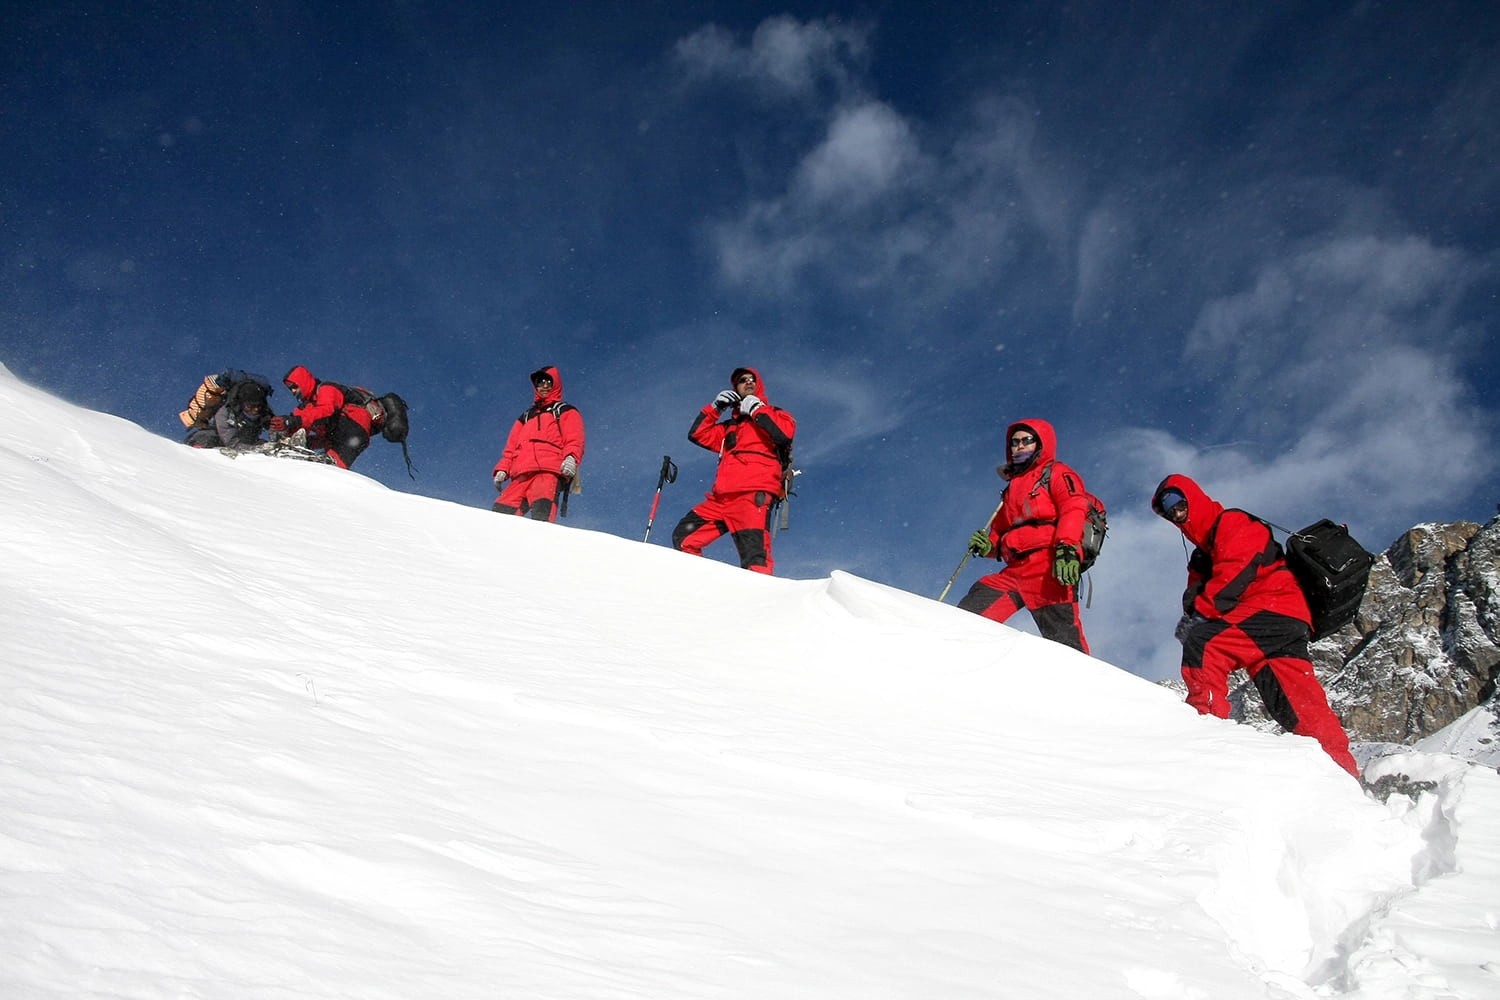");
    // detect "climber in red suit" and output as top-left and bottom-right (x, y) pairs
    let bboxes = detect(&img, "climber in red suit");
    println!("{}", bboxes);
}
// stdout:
(1152, 474), (1359, 778)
